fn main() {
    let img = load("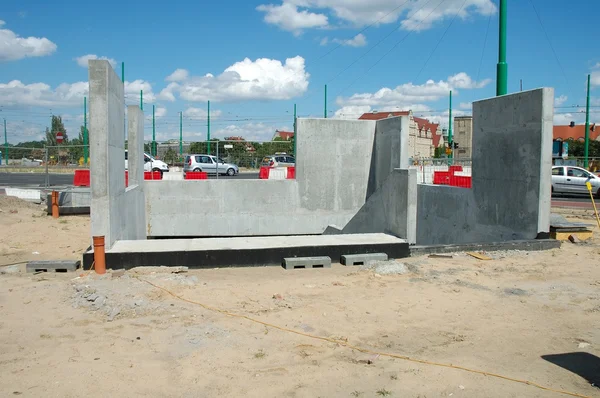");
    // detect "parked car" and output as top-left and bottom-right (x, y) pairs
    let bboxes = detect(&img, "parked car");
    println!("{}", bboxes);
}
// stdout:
(551, 165), (600, 197)
(261, 153), (295, 168)
(125, 150), (169, 177)
(183, 154), (239, 176)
